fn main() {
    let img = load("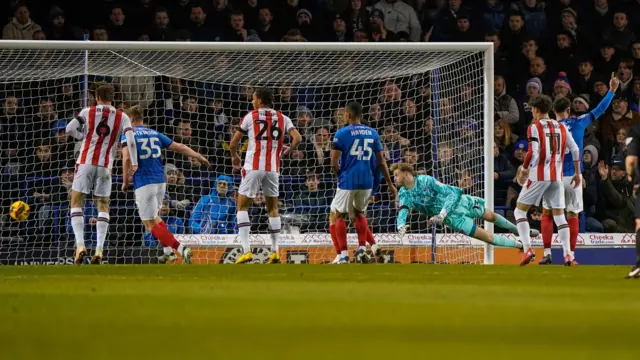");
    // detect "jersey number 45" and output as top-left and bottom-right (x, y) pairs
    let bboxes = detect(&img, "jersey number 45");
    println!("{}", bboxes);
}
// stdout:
(350, 138), (373, 161)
